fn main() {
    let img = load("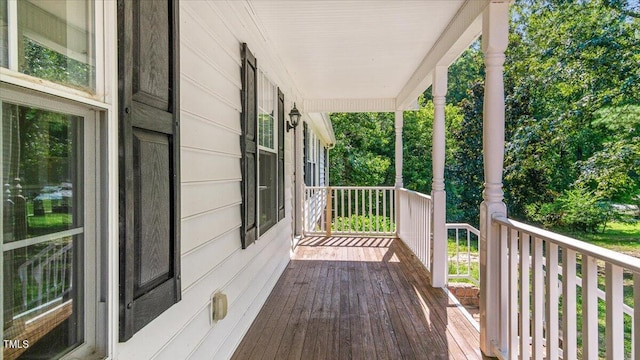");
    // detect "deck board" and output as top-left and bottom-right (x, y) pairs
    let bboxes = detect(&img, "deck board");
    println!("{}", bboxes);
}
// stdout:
(232, 237), (481, 360)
